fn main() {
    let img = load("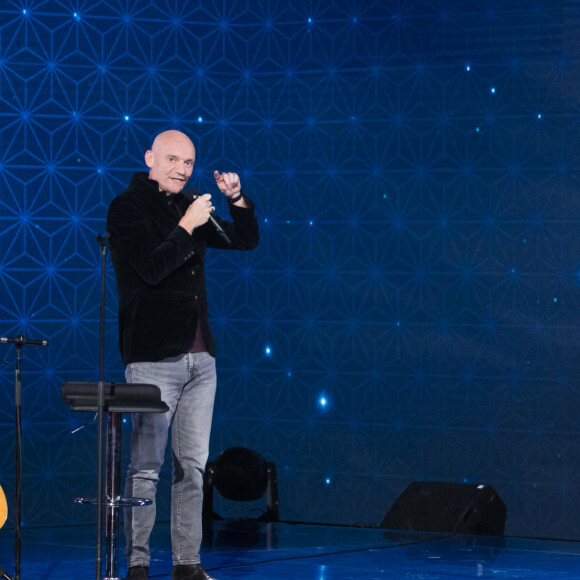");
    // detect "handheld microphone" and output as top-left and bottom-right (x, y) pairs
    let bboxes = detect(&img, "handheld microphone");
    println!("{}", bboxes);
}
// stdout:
(185, 189), (233, 246)
(1, 335), (49, 347)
